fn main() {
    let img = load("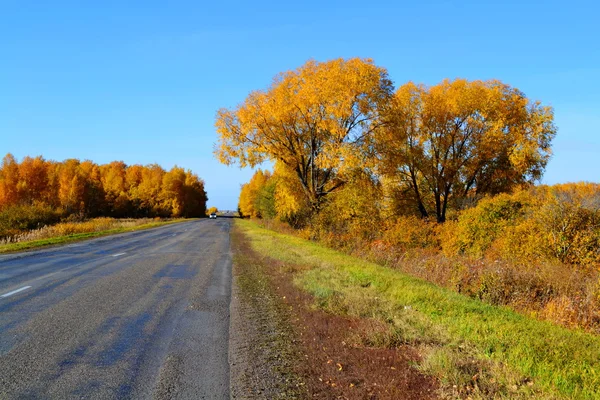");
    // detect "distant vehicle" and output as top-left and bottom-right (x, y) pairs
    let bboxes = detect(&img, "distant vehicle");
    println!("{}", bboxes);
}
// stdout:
(209, 213), (217, 219)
